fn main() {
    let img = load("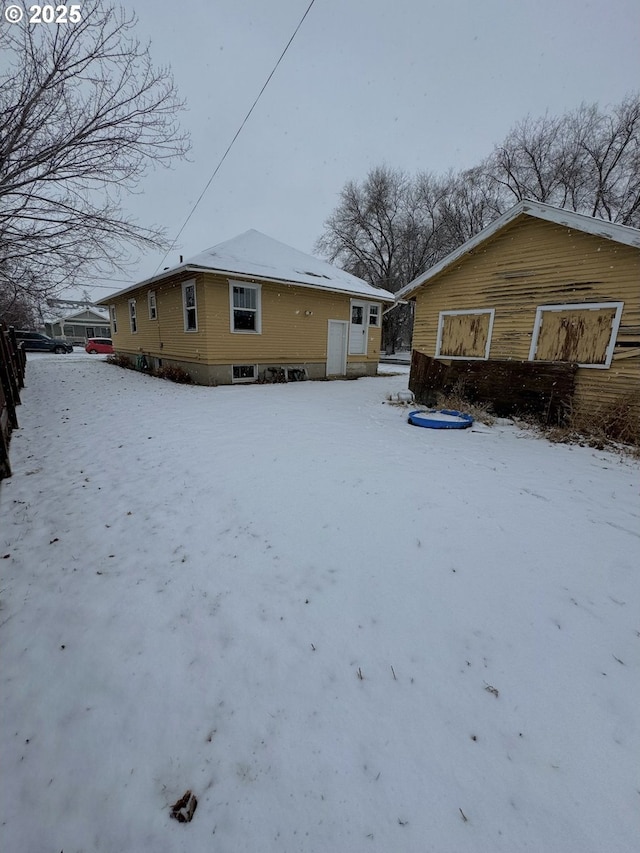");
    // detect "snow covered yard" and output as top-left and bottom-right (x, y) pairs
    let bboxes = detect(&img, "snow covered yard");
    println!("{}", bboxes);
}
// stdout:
(1, 352), (639, 853)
